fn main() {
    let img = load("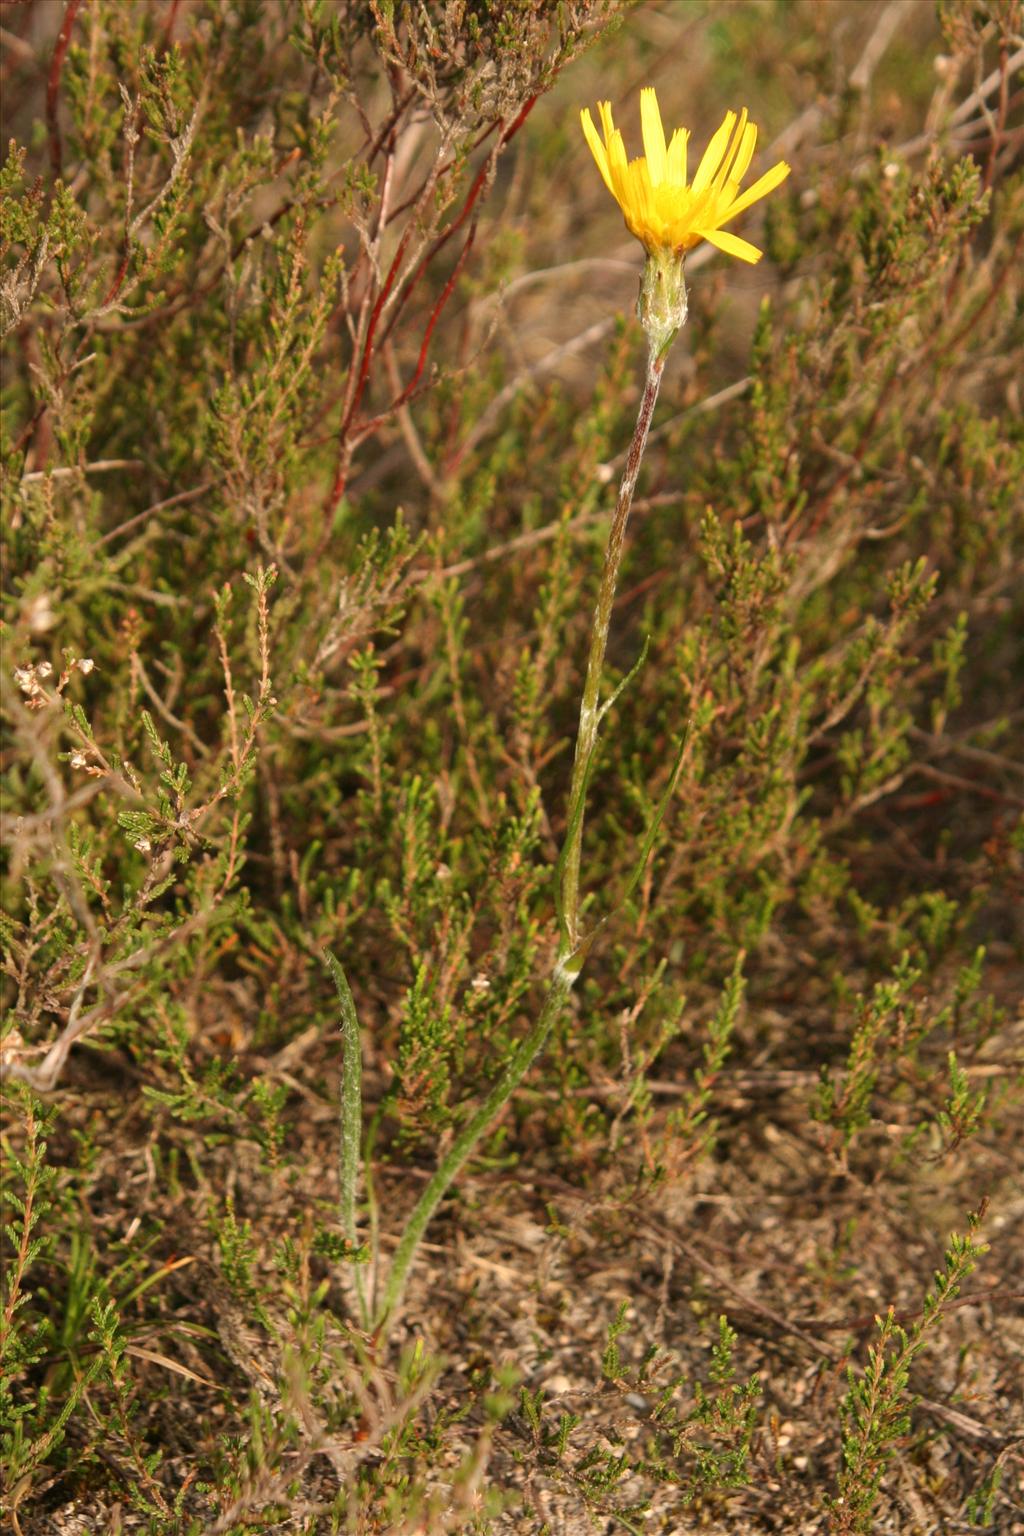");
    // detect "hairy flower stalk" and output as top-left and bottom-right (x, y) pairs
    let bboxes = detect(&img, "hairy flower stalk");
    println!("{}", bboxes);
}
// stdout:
(353, 89), (791, 1335)
(561, 88), (791, 951)
(558, 344), (668, 956)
